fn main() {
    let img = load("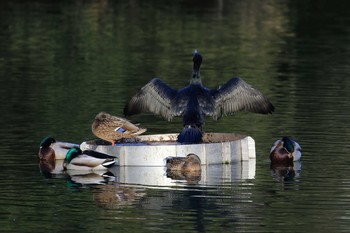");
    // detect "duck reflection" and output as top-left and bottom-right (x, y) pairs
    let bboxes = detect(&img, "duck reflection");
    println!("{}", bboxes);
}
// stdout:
(66, 169), (116, 186)
(92, 185), (146, 209)
(39, 159), (65, 178)
(39, 159), (117, 185)
(165, 153), (202, 184)
(166, 169), (202, 184)
(270, 161), (302, 182)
